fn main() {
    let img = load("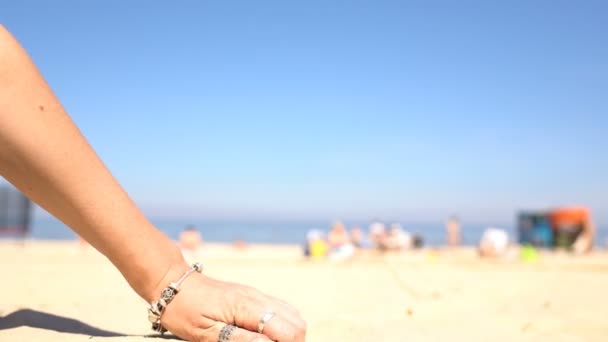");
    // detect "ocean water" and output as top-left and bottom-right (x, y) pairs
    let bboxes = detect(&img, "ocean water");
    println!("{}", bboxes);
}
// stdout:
(21, 216), (608, 248)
